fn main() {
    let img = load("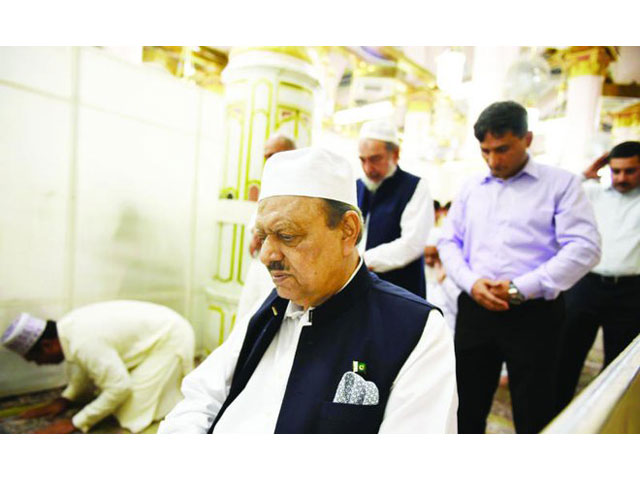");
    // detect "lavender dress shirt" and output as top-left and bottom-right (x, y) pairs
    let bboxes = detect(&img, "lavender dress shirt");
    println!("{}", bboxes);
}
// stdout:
(438, 159), (601, 301)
